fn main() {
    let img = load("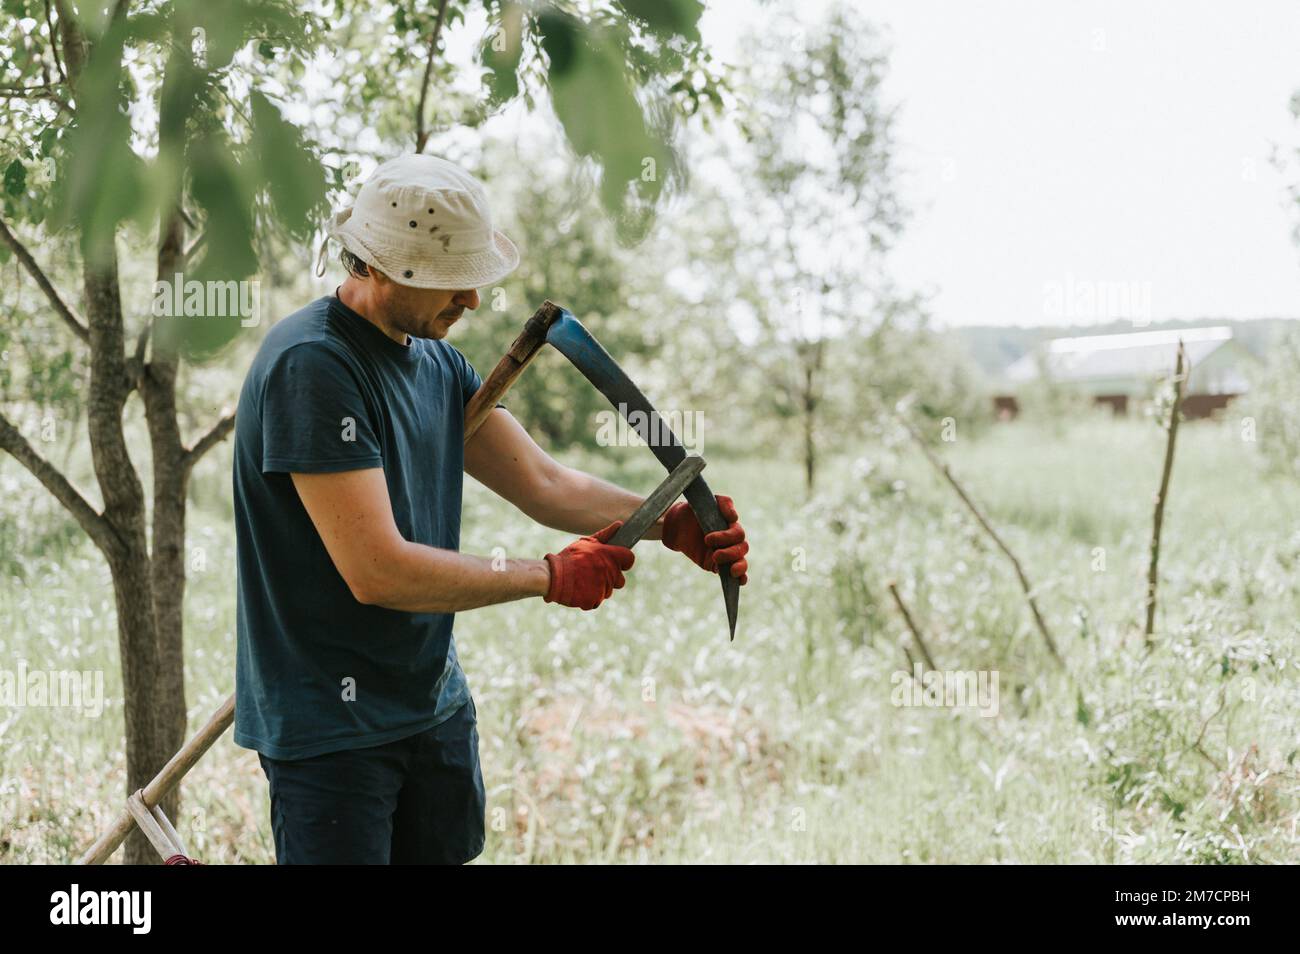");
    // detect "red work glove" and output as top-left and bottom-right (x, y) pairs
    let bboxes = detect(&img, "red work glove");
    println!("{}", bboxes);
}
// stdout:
(661, 495), (748, 585)
(542, 522), (636, 610)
